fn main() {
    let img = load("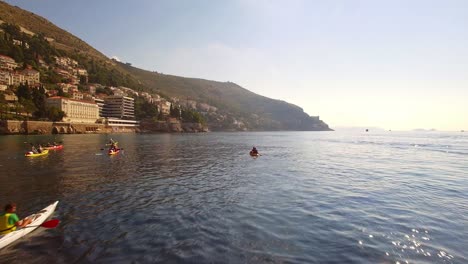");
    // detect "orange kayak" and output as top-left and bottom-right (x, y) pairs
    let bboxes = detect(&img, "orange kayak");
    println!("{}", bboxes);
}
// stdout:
(250, 151), (260, 157)
(108, 149), (120, 155)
